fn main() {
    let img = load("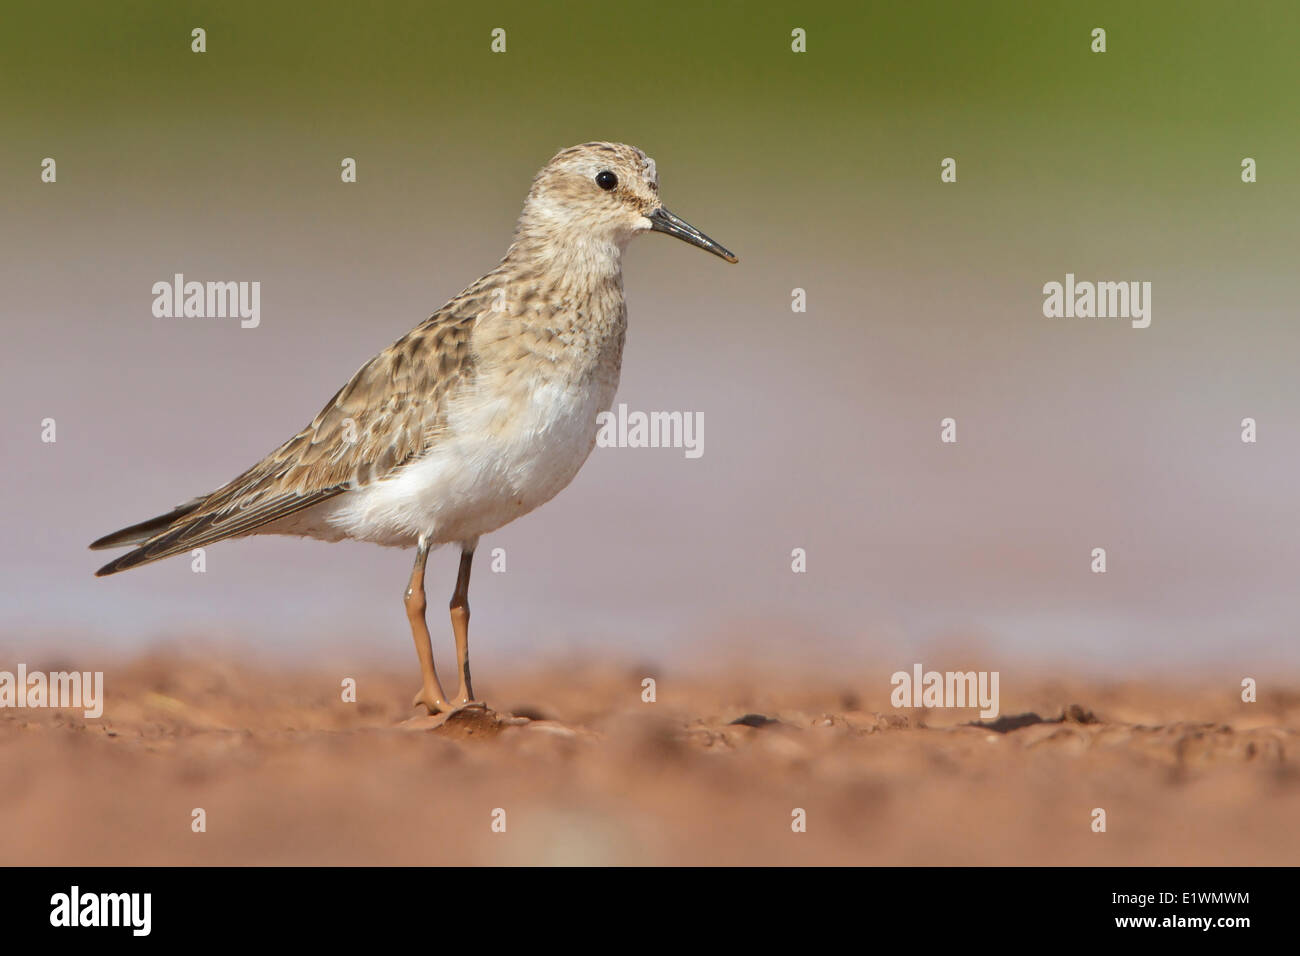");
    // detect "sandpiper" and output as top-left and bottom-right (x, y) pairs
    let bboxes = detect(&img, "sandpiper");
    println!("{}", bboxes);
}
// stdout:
(91, 142), (737, 714)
